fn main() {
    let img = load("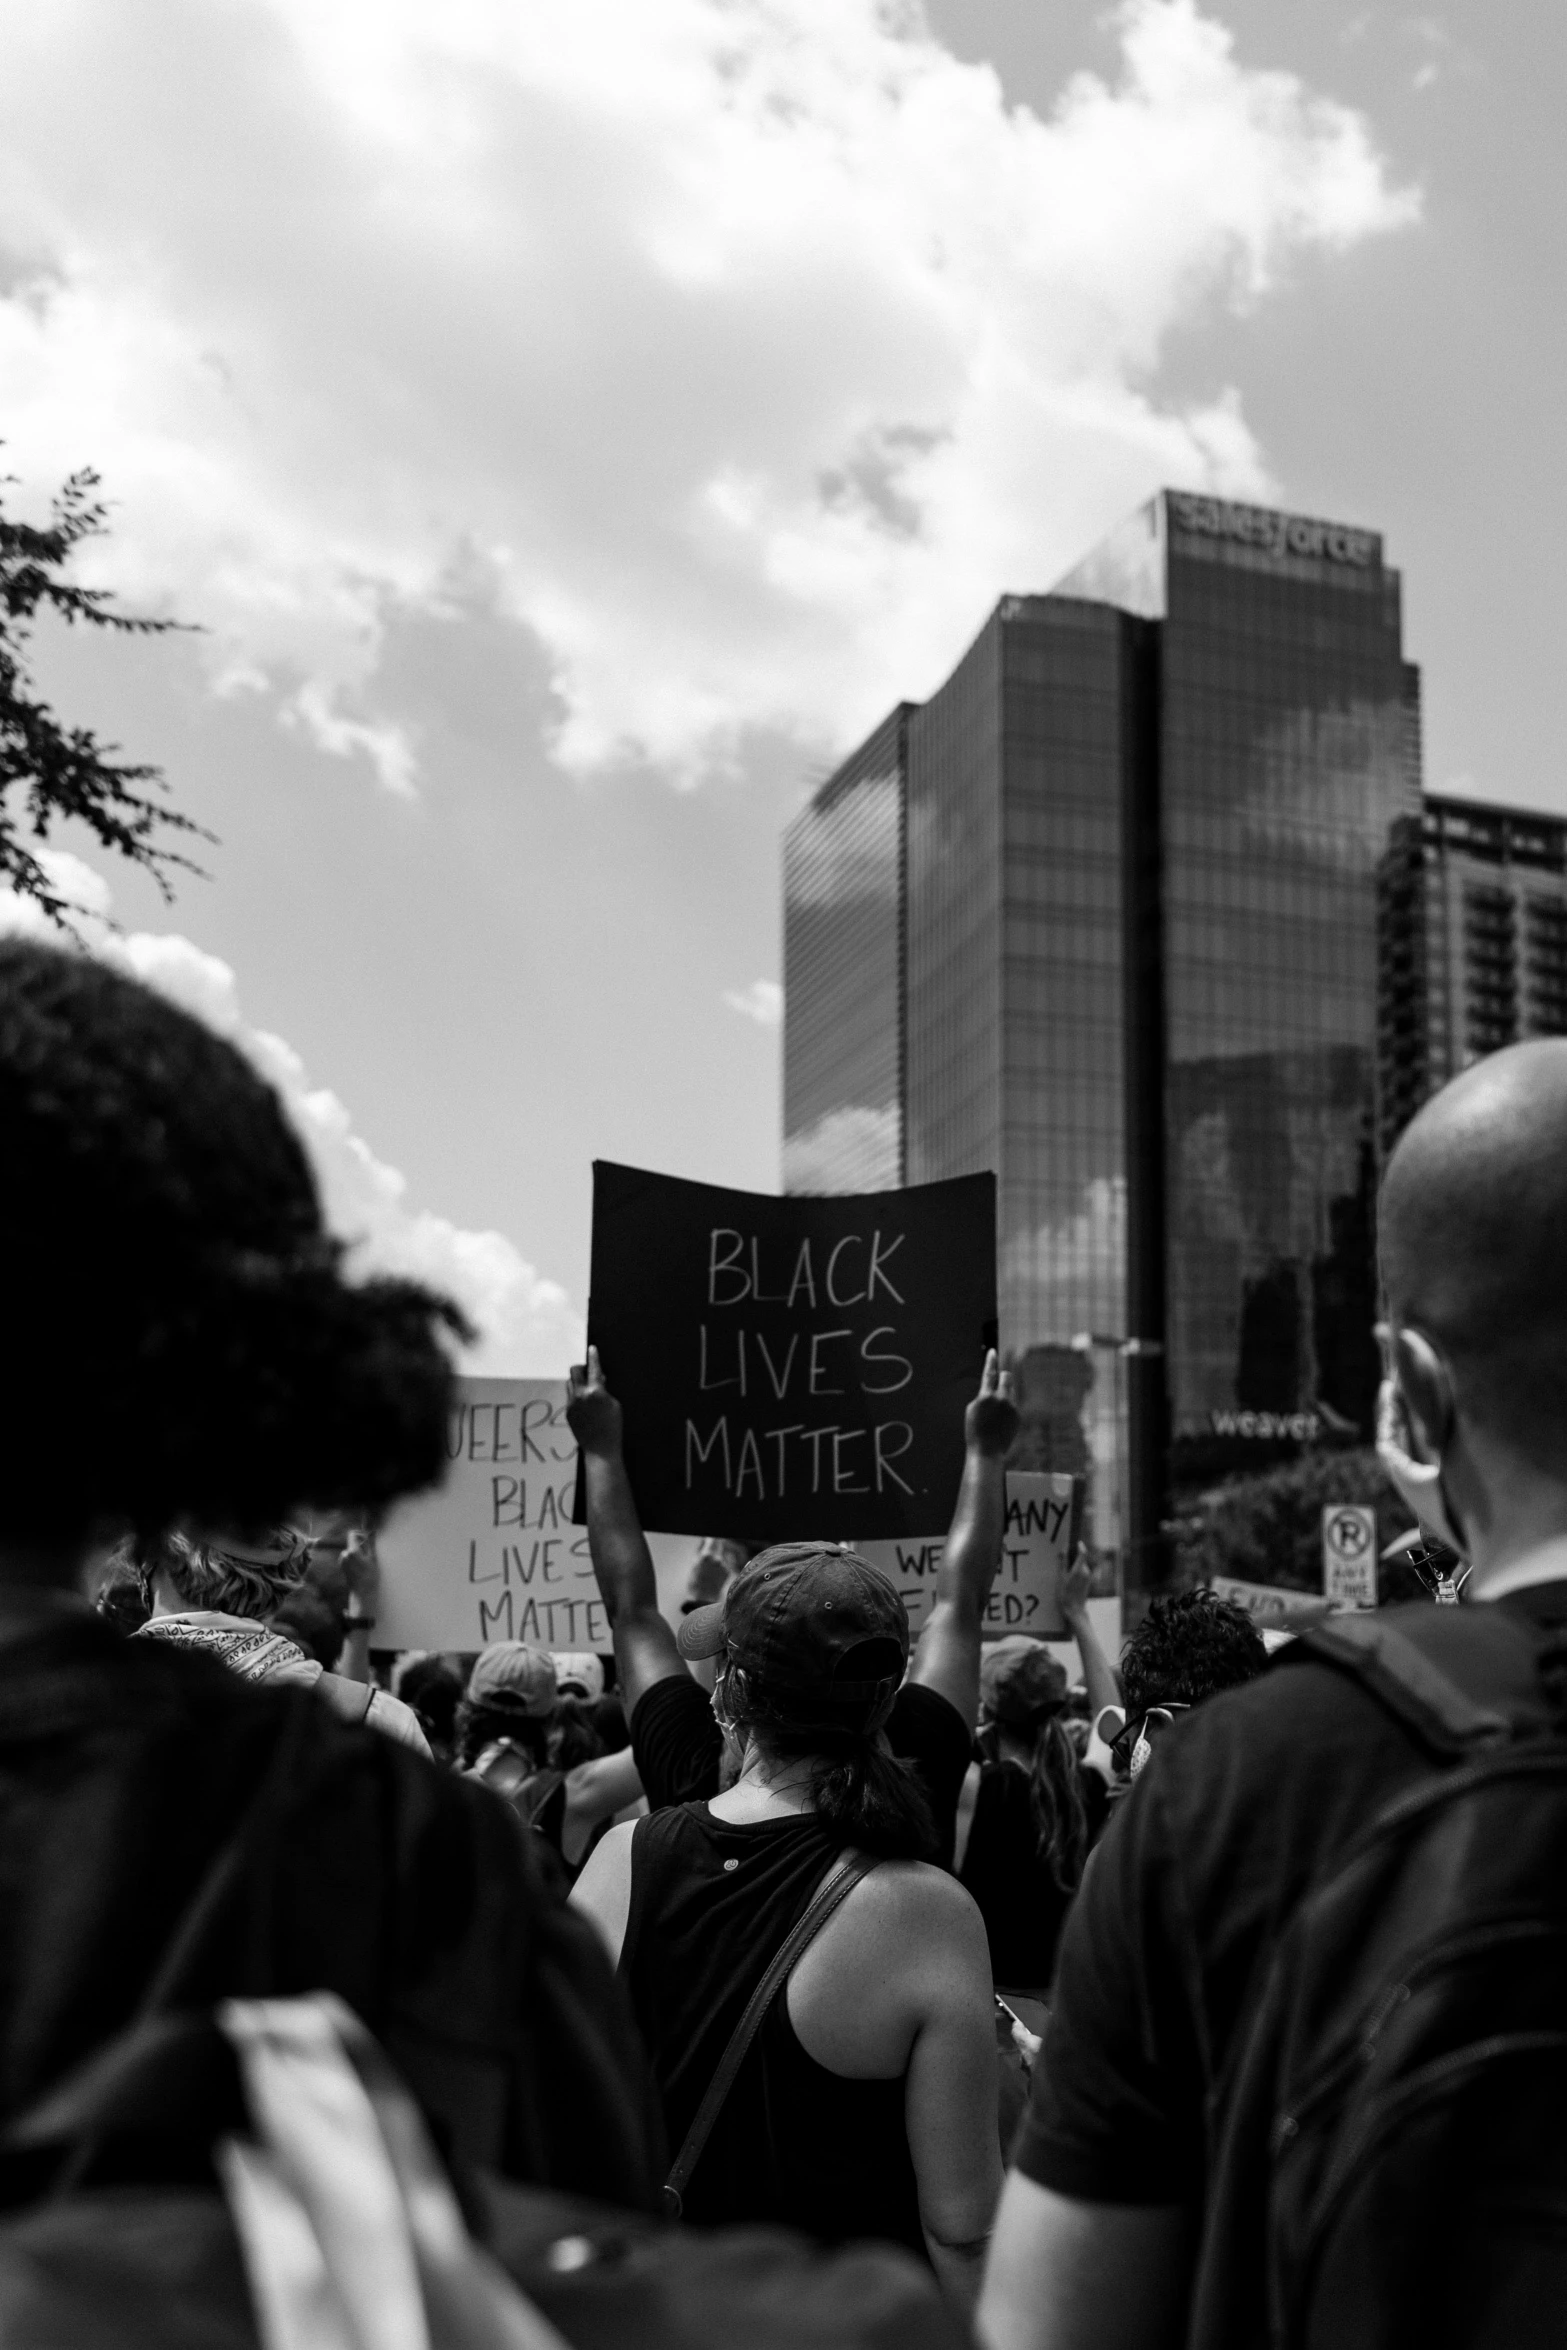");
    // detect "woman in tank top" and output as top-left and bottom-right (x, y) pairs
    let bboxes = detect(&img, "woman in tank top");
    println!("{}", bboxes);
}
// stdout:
(572, 1540), (1001, 2317)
